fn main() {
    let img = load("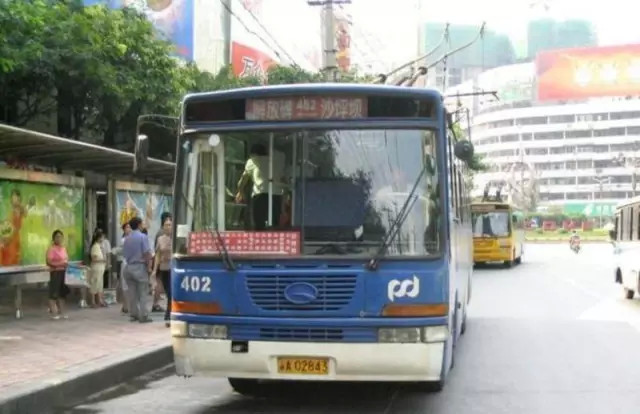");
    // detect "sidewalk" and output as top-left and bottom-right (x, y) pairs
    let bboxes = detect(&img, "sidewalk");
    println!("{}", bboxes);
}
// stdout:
(0, 287), (172, 413)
